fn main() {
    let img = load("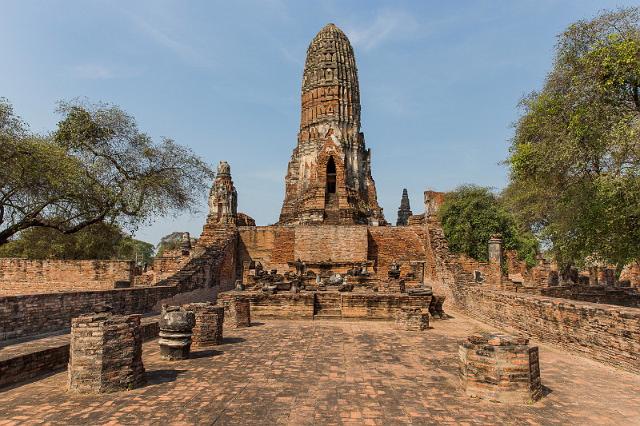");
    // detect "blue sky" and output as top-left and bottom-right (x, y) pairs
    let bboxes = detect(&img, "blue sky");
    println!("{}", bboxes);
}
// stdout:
(1, 0), (636, 246)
